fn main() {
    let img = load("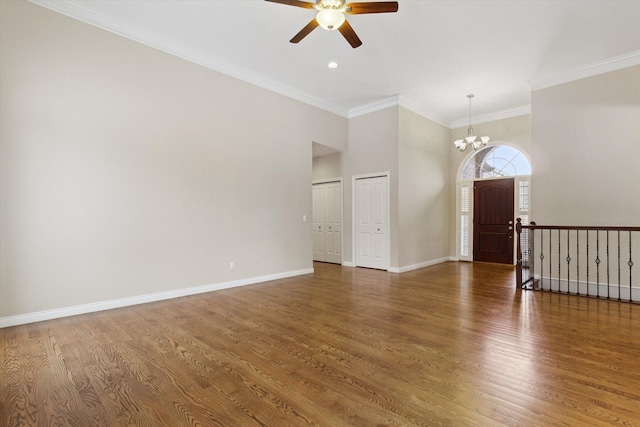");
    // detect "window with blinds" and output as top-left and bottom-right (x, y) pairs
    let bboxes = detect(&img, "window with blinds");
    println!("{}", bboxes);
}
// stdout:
(517, 178), (530, 265)
(459, 183), (471, 259)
